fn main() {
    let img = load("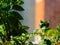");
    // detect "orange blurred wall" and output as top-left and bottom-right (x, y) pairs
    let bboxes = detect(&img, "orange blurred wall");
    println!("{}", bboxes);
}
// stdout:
(35, 0), (45, 28)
